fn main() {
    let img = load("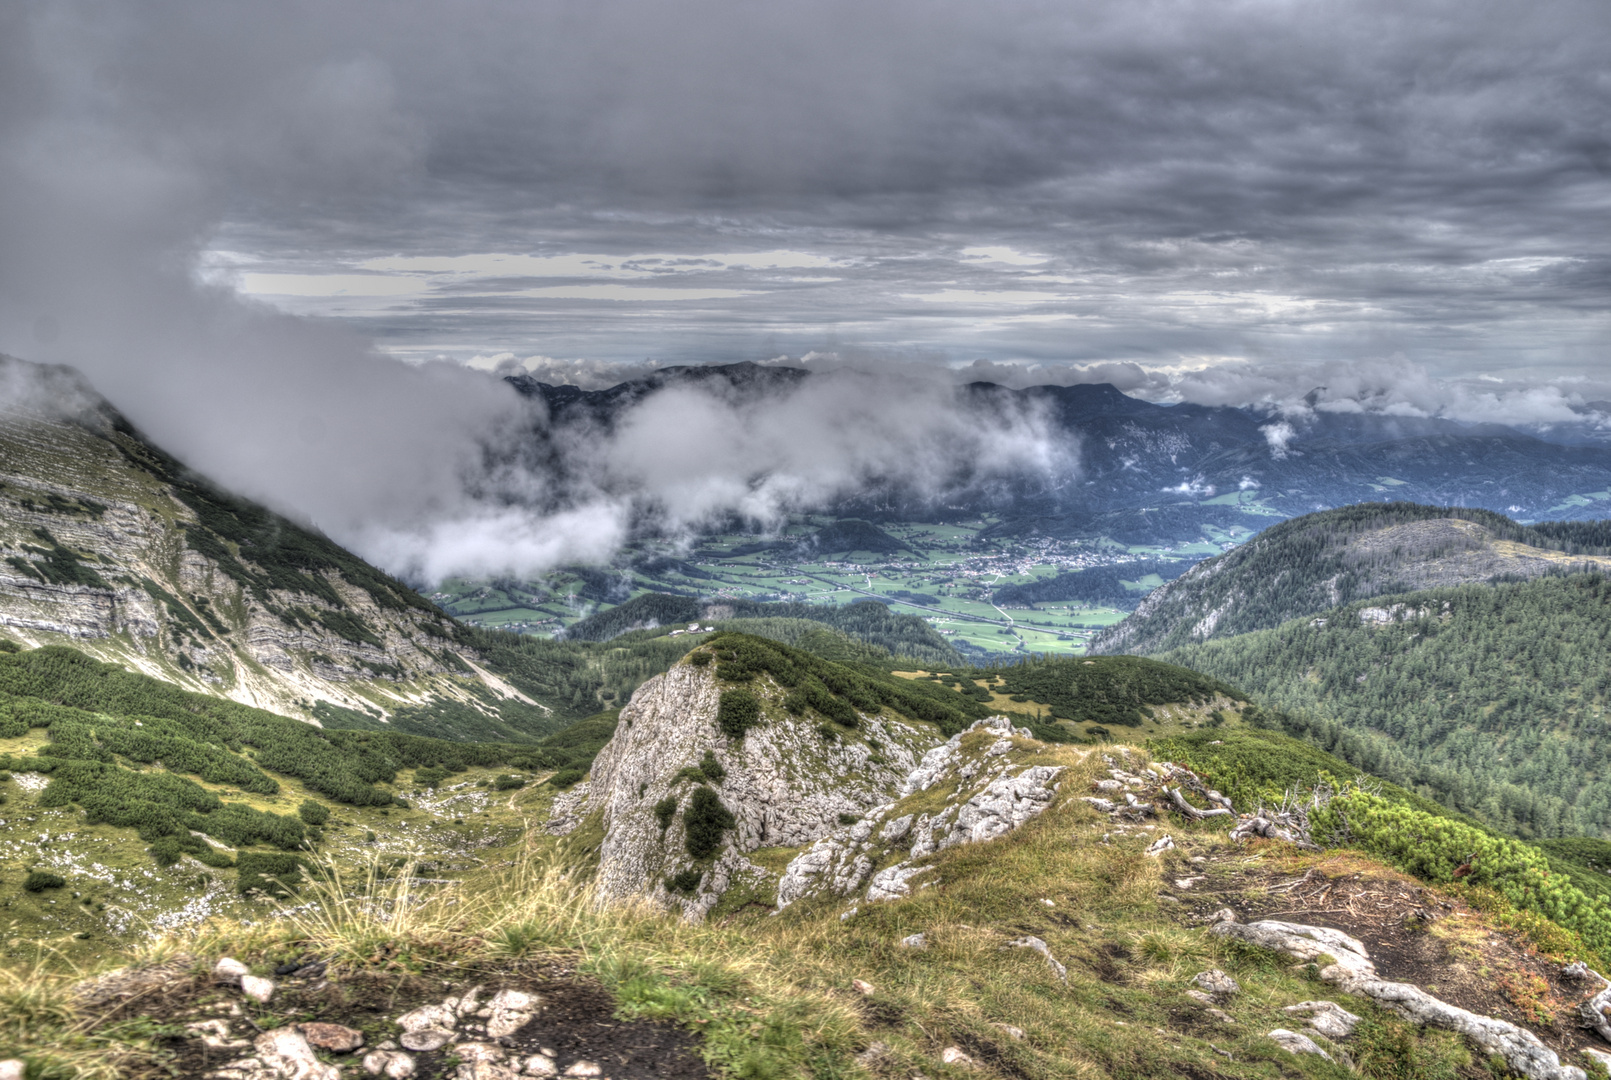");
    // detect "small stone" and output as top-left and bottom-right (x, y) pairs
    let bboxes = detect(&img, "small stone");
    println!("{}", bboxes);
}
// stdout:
(299, 1022), (364, 1053)
(0, 1062), (23, 1080)
(900, 933), (927, 949)
(1145, 835), (1176, 855)
(523, 1054), (557, 1077)
(1267, 1028), (1332, 1061)
(400, 1029), (454, 1052)
(214, 957), (251, 984)
(855, 1041), (890, 1064)
(456, 985), (486, 1017)
(1585, 1047), (1611, 1070)
(1191, 970), (1239, 997)
(1209, 907), (1237, 925)
(455, 1044), (505, 1063)
(852, 978), (876, 995)
(1039, 899), (1054, 908)
(187, 1018), (251, 1049)
(563, 1062), (602, 1077)
(363, 1050), (417, 1079)
(458, 1064), (522, 1080)
(993, 1023), (1025, 1040)
(485, 988), (539, 1038)
(1283, 1001), (1361, 1040)
(255, 1028), (342, 1080)
(240, 975), (276, 1003)
(940, 1046), (973, 1067)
